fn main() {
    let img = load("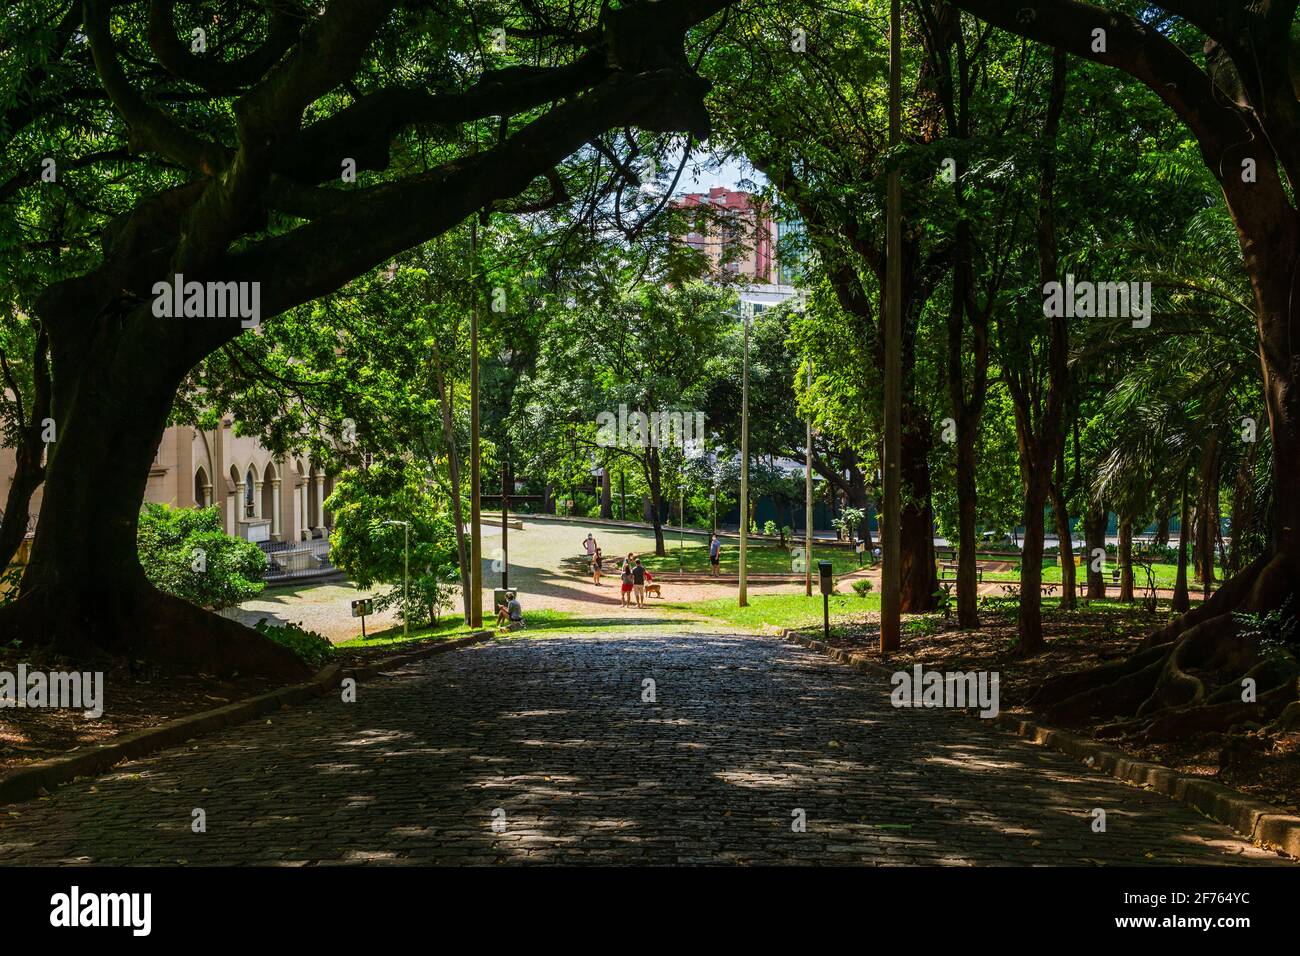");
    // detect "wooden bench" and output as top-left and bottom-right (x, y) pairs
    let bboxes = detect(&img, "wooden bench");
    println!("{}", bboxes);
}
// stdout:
(939, 562), (983, 582)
